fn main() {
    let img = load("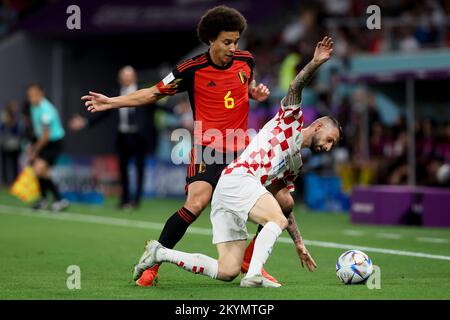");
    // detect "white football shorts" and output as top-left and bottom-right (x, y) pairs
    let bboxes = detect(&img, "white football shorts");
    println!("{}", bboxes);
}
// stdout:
(210, 172), (269, 244)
